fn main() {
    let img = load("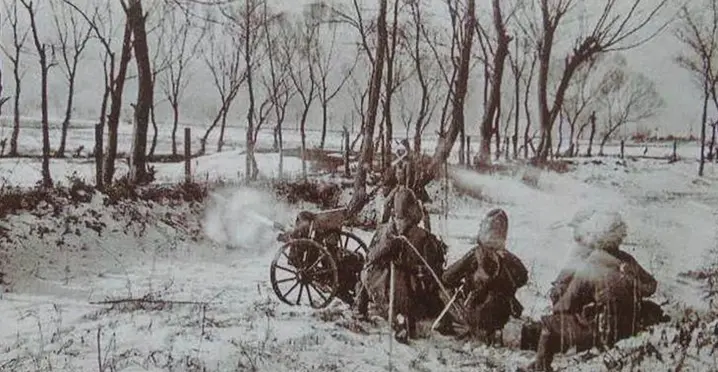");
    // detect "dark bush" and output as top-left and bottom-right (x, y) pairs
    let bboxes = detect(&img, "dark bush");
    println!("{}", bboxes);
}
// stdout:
(273, 179), (342, 209)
